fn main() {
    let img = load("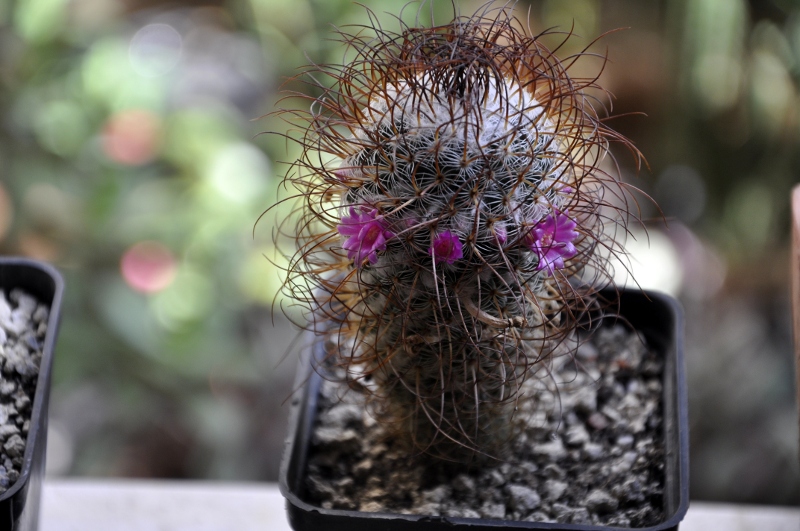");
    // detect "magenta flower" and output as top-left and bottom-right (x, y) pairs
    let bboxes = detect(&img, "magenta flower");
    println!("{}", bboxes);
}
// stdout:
(525, 211), (579, 275)
(428, 230), (463, 264)
(337, 207), (394, 266)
